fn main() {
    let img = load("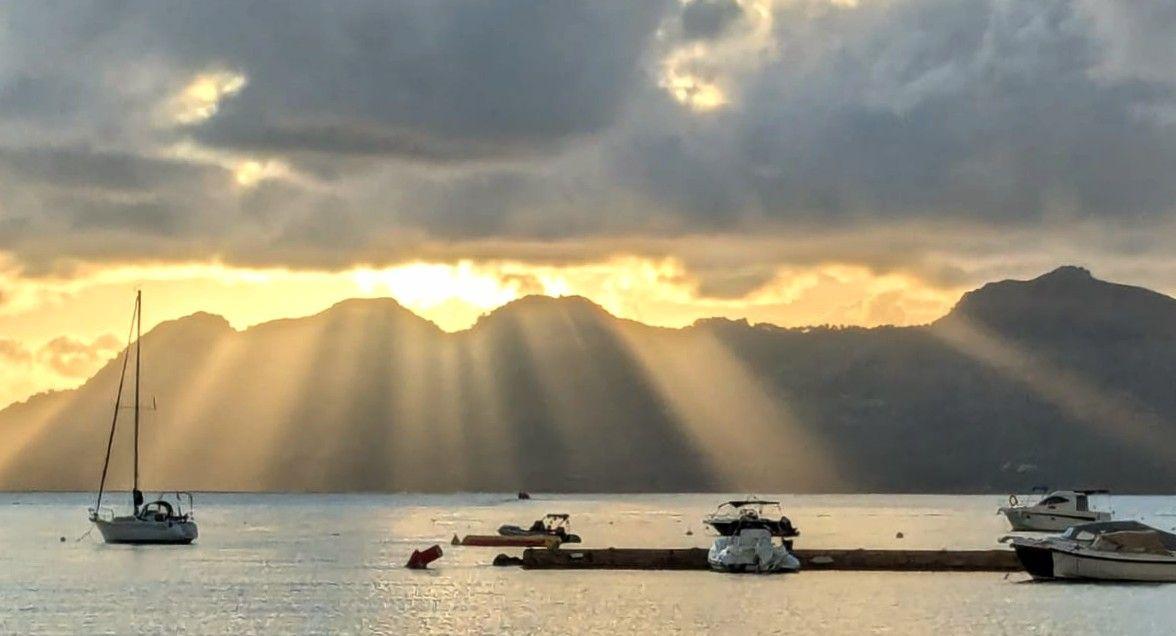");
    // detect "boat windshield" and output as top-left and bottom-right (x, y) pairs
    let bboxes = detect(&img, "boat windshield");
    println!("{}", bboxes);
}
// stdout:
(1039, 495), (1069, 506)
(714, 499), (782, 517)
